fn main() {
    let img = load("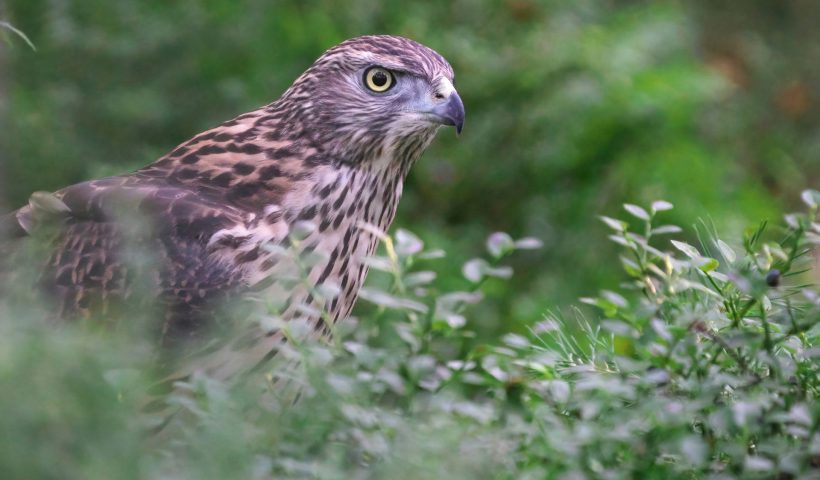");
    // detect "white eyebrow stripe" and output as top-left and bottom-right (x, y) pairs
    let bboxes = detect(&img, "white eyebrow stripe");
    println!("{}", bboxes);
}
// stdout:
(436, 77), (456, 97)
